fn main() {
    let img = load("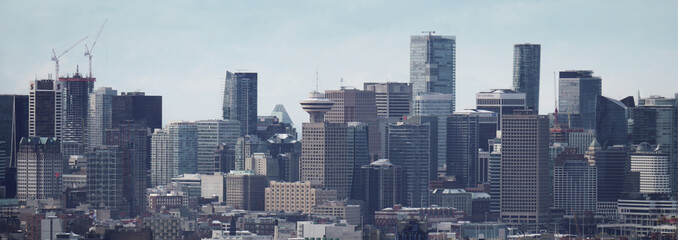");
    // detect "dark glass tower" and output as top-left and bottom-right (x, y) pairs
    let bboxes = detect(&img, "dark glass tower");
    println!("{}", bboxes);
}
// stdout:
(388, 121), (431, 207)
(595, 95), (628, 148)
(223, 71), (258, 135)
(348, 122), (370, 201)
(558, 70), (602, 129)
(361, 159), (403, 223)
(60, 72), (95, 155)
(0, 95), (28, 198)
(512, 44), (541, 112)
(410, 33), (456, 112)
(447, 110), (497, 187)
(29, 79), (63, 138)
(105, 123), (150, 217)
(111, 92), (162, 130)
